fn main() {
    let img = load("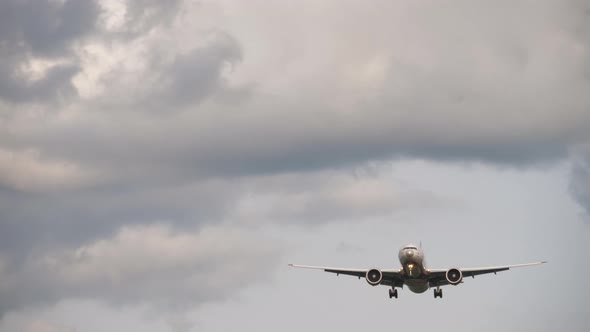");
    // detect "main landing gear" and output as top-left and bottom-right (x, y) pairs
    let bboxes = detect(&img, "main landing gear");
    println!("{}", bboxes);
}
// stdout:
(433, 287), (443, 298)
(389, 288), (398, 299)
